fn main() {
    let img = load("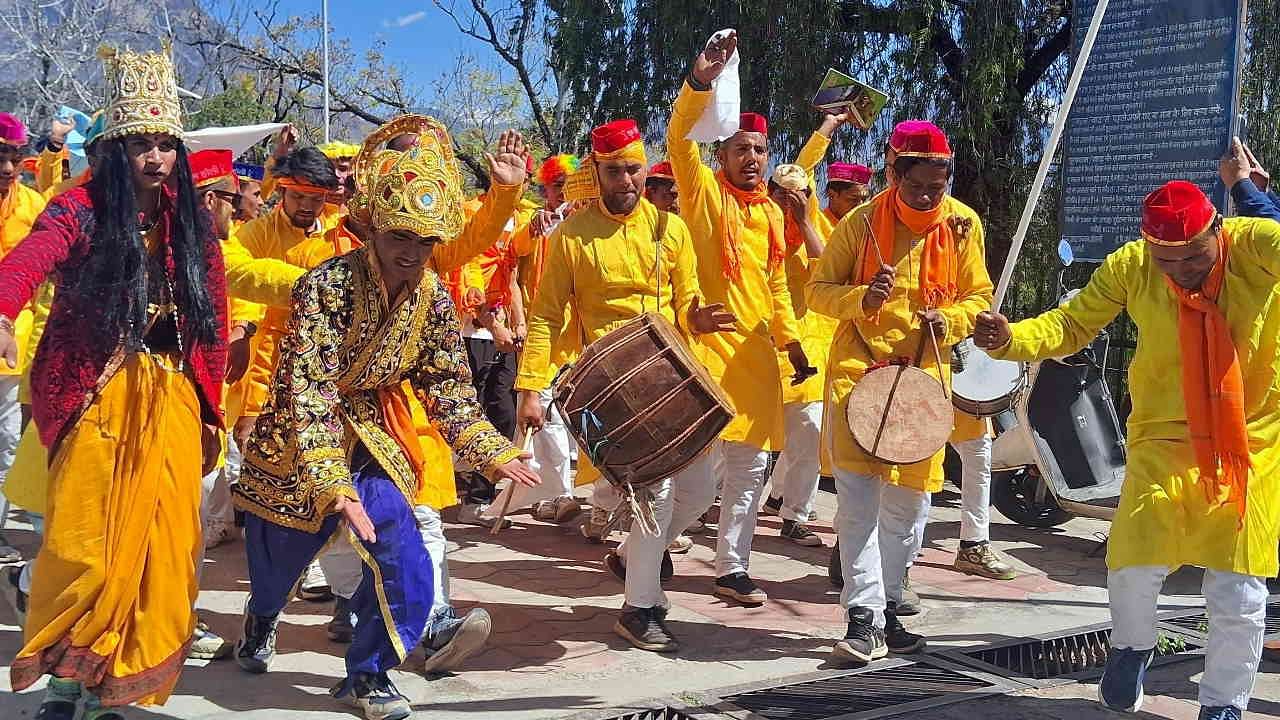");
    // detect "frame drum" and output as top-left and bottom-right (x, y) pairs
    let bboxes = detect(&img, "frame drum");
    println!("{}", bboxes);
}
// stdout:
(951, 338), (1026, 417)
